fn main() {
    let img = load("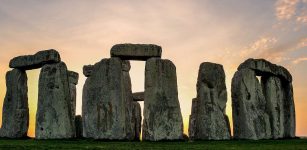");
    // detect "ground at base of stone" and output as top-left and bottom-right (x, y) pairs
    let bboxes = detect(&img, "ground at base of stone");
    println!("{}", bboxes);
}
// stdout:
(0, 139), (306, 149)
